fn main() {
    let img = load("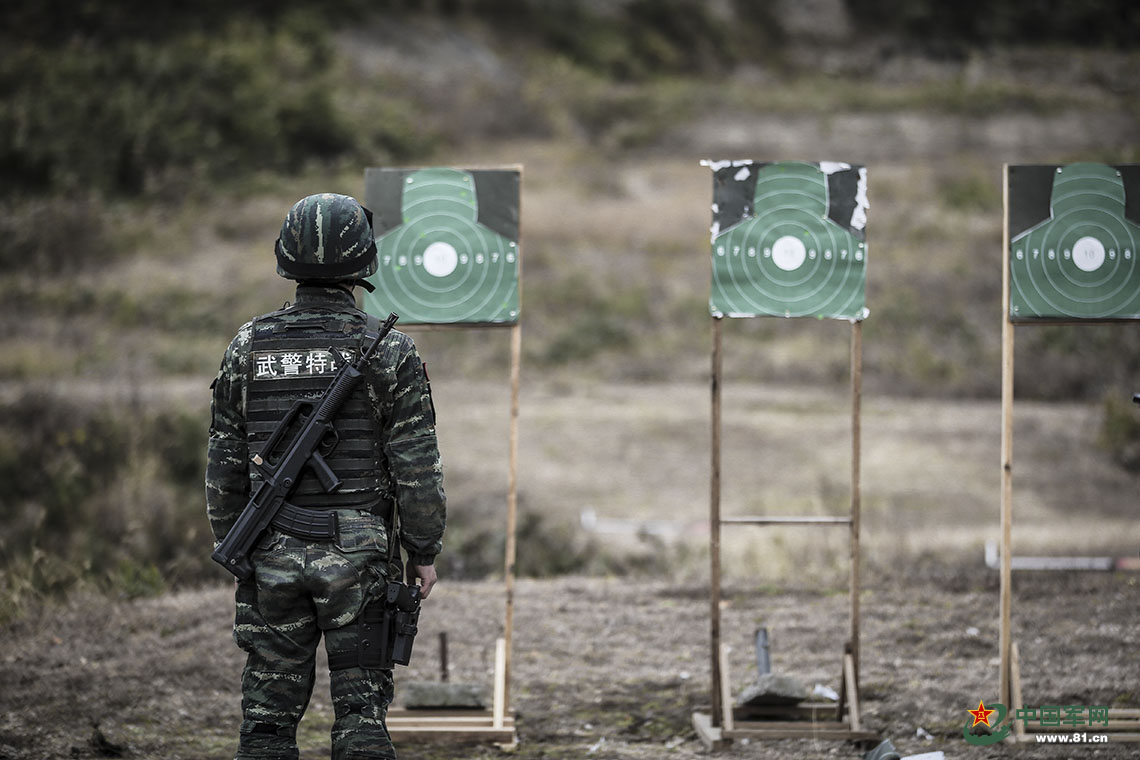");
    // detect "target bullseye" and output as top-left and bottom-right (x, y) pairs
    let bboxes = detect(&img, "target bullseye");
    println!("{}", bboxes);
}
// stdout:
(772, 235), (806, 271)
(423, 241), (458, 277)
(1072, 236), (1105, 272)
